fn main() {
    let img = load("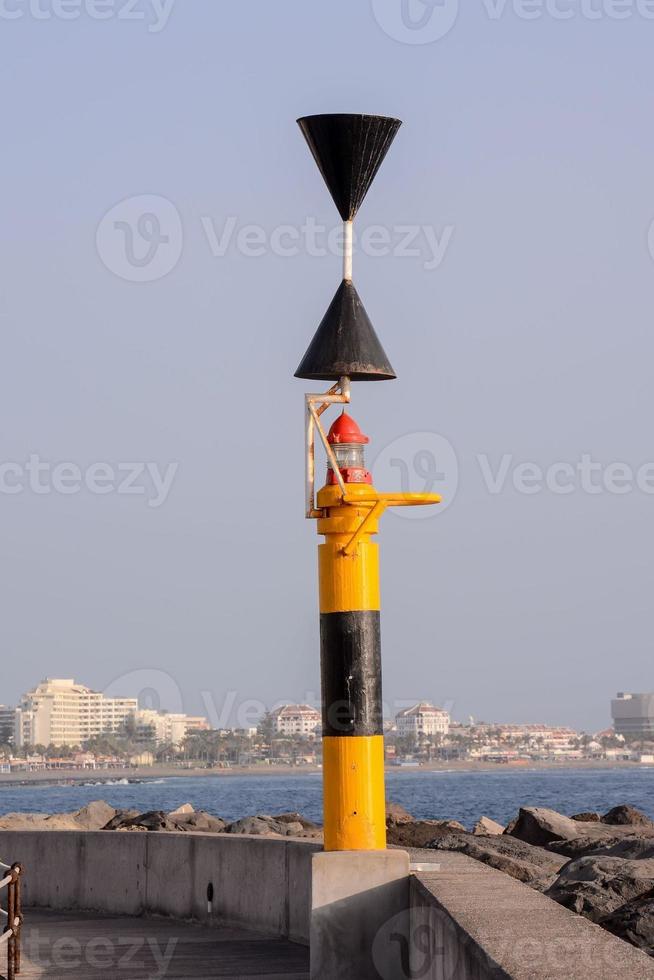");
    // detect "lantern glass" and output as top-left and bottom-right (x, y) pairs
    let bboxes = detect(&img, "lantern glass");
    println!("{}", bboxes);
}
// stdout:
(332, 443), (366, 470)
